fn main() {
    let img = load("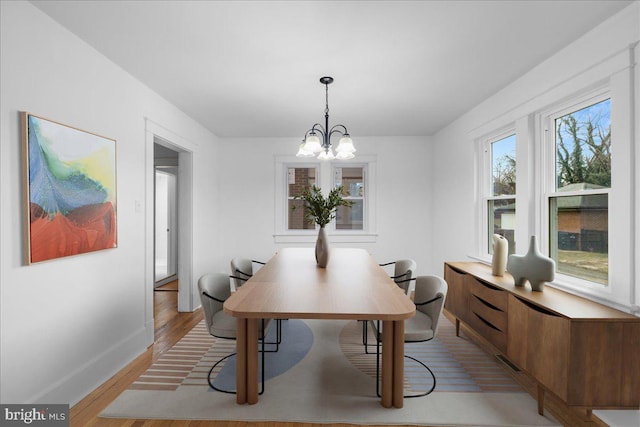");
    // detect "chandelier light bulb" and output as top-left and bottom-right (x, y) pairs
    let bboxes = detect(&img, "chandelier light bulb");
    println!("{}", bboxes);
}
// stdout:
(317, 147), (335, 161)
(296, 141), (315, 157)
(336, 134), (355, 153)
(304, 133), (322, 153)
